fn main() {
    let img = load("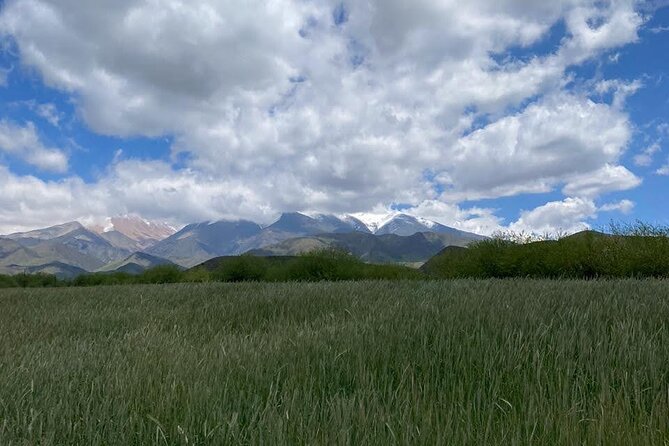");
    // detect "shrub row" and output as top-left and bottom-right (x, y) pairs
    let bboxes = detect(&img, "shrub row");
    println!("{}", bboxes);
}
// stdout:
(0, 250), (423, 288)
(424, 228), (669, 279)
